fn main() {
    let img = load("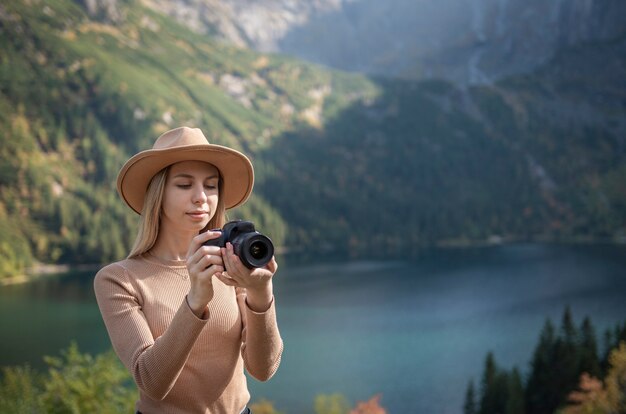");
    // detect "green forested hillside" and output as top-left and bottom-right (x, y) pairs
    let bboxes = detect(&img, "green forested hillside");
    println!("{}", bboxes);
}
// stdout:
(0, 0), (375, 277)
(259, 35), (626, 255)
(0, 0), (624, 277)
